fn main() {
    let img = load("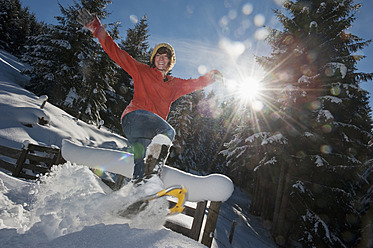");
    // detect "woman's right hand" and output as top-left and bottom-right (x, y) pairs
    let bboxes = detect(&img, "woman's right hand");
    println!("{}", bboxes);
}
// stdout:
(211, 70), (225, 85)
(77, 8), (96, 26)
